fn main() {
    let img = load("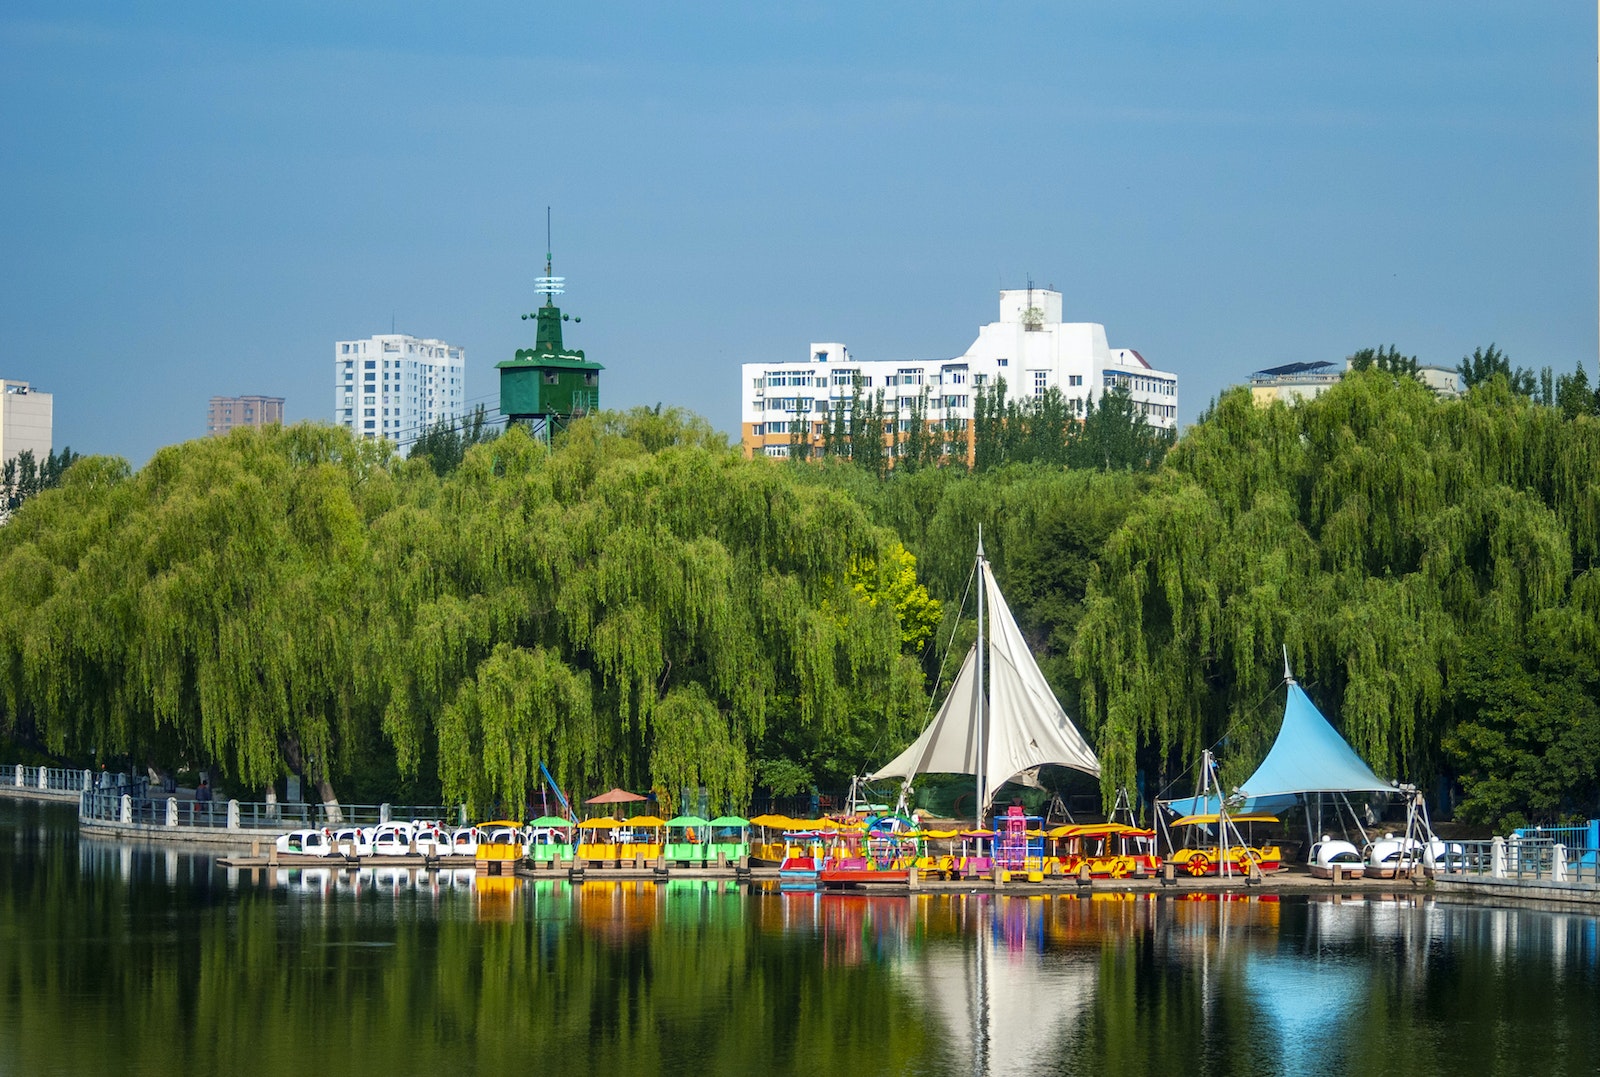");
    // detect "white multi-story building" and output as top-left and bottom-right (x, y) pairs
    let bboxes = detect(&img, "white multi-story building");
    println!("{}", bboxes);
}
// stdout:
(333, 334), (465, 451)
(740, 289), (1177, 460)
(0, 380), (53, 465)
